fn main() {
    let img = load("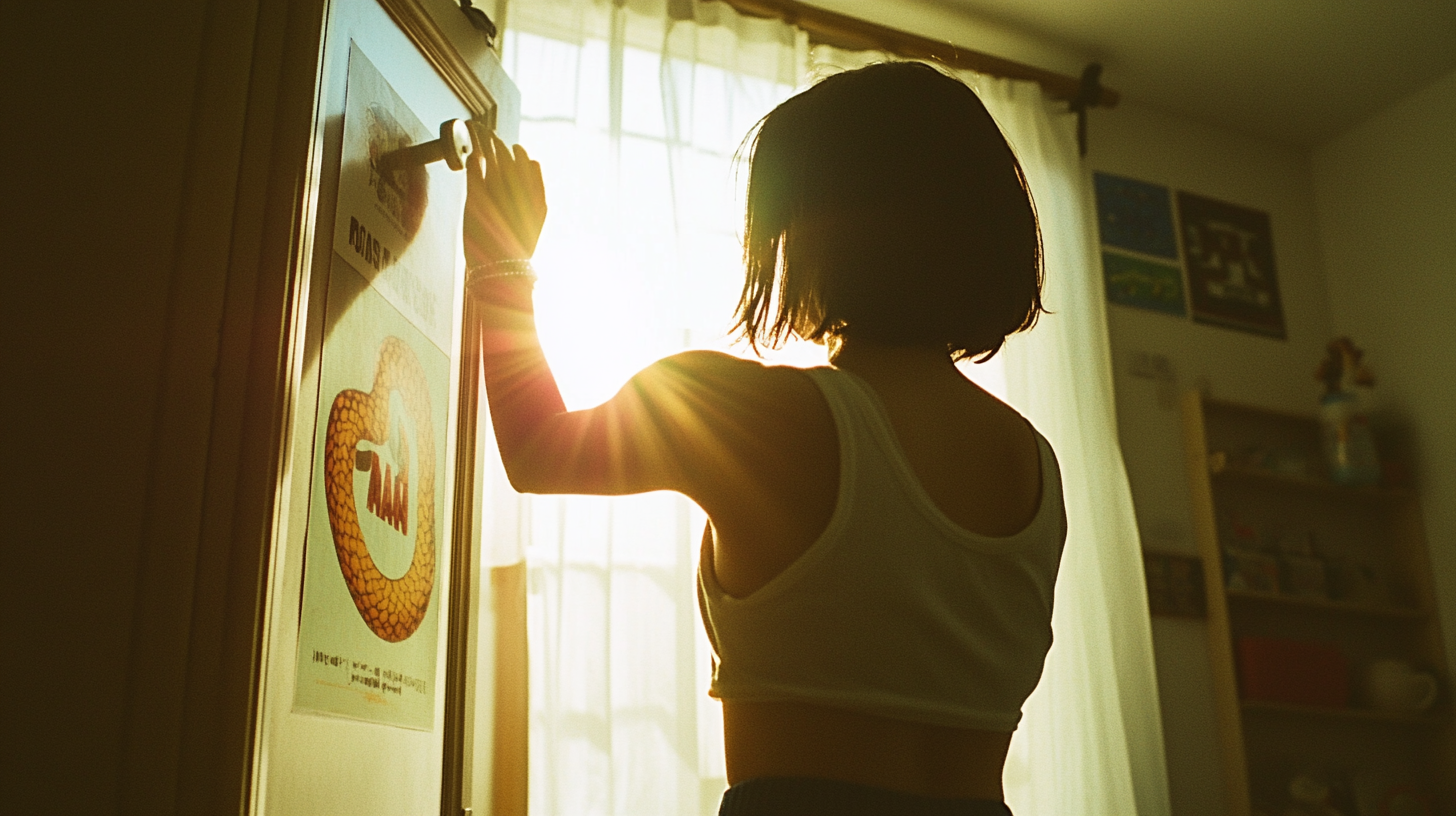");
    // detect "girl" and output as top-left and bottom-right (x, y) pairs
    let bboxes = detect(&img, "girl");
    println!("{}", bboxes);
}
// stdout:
(464, 61), (1063, 816)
